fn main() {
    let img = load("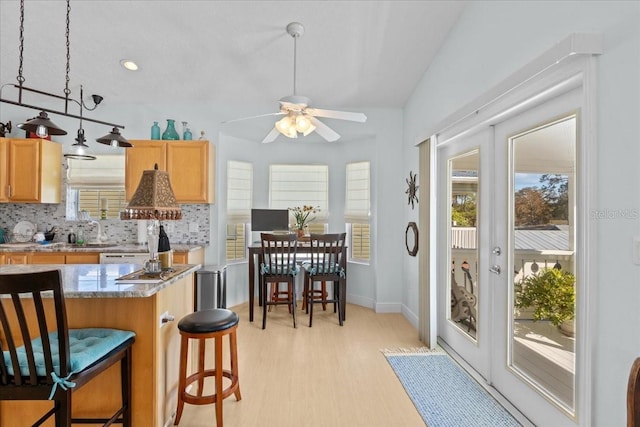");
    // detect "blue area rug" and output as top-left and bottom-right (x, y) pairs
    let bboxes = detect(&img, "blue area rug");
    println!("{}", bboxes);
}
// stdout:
(383, 348), (521, 427)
